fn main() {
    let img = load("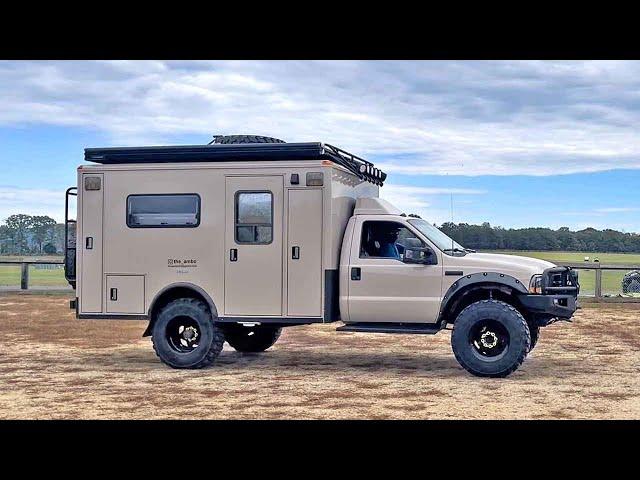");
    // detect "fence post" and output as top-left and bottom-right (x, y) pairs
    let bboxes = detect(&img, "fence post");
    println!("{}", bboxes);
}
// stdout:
(594, 264), (602, 301)
(20, 263), (29, 290)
